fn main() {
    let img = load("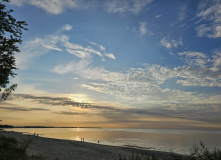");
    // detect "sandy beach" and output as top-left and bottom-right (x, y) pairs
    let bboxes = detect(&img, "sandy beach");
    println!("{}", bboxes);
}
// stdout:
(0, 130), (183, 160)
